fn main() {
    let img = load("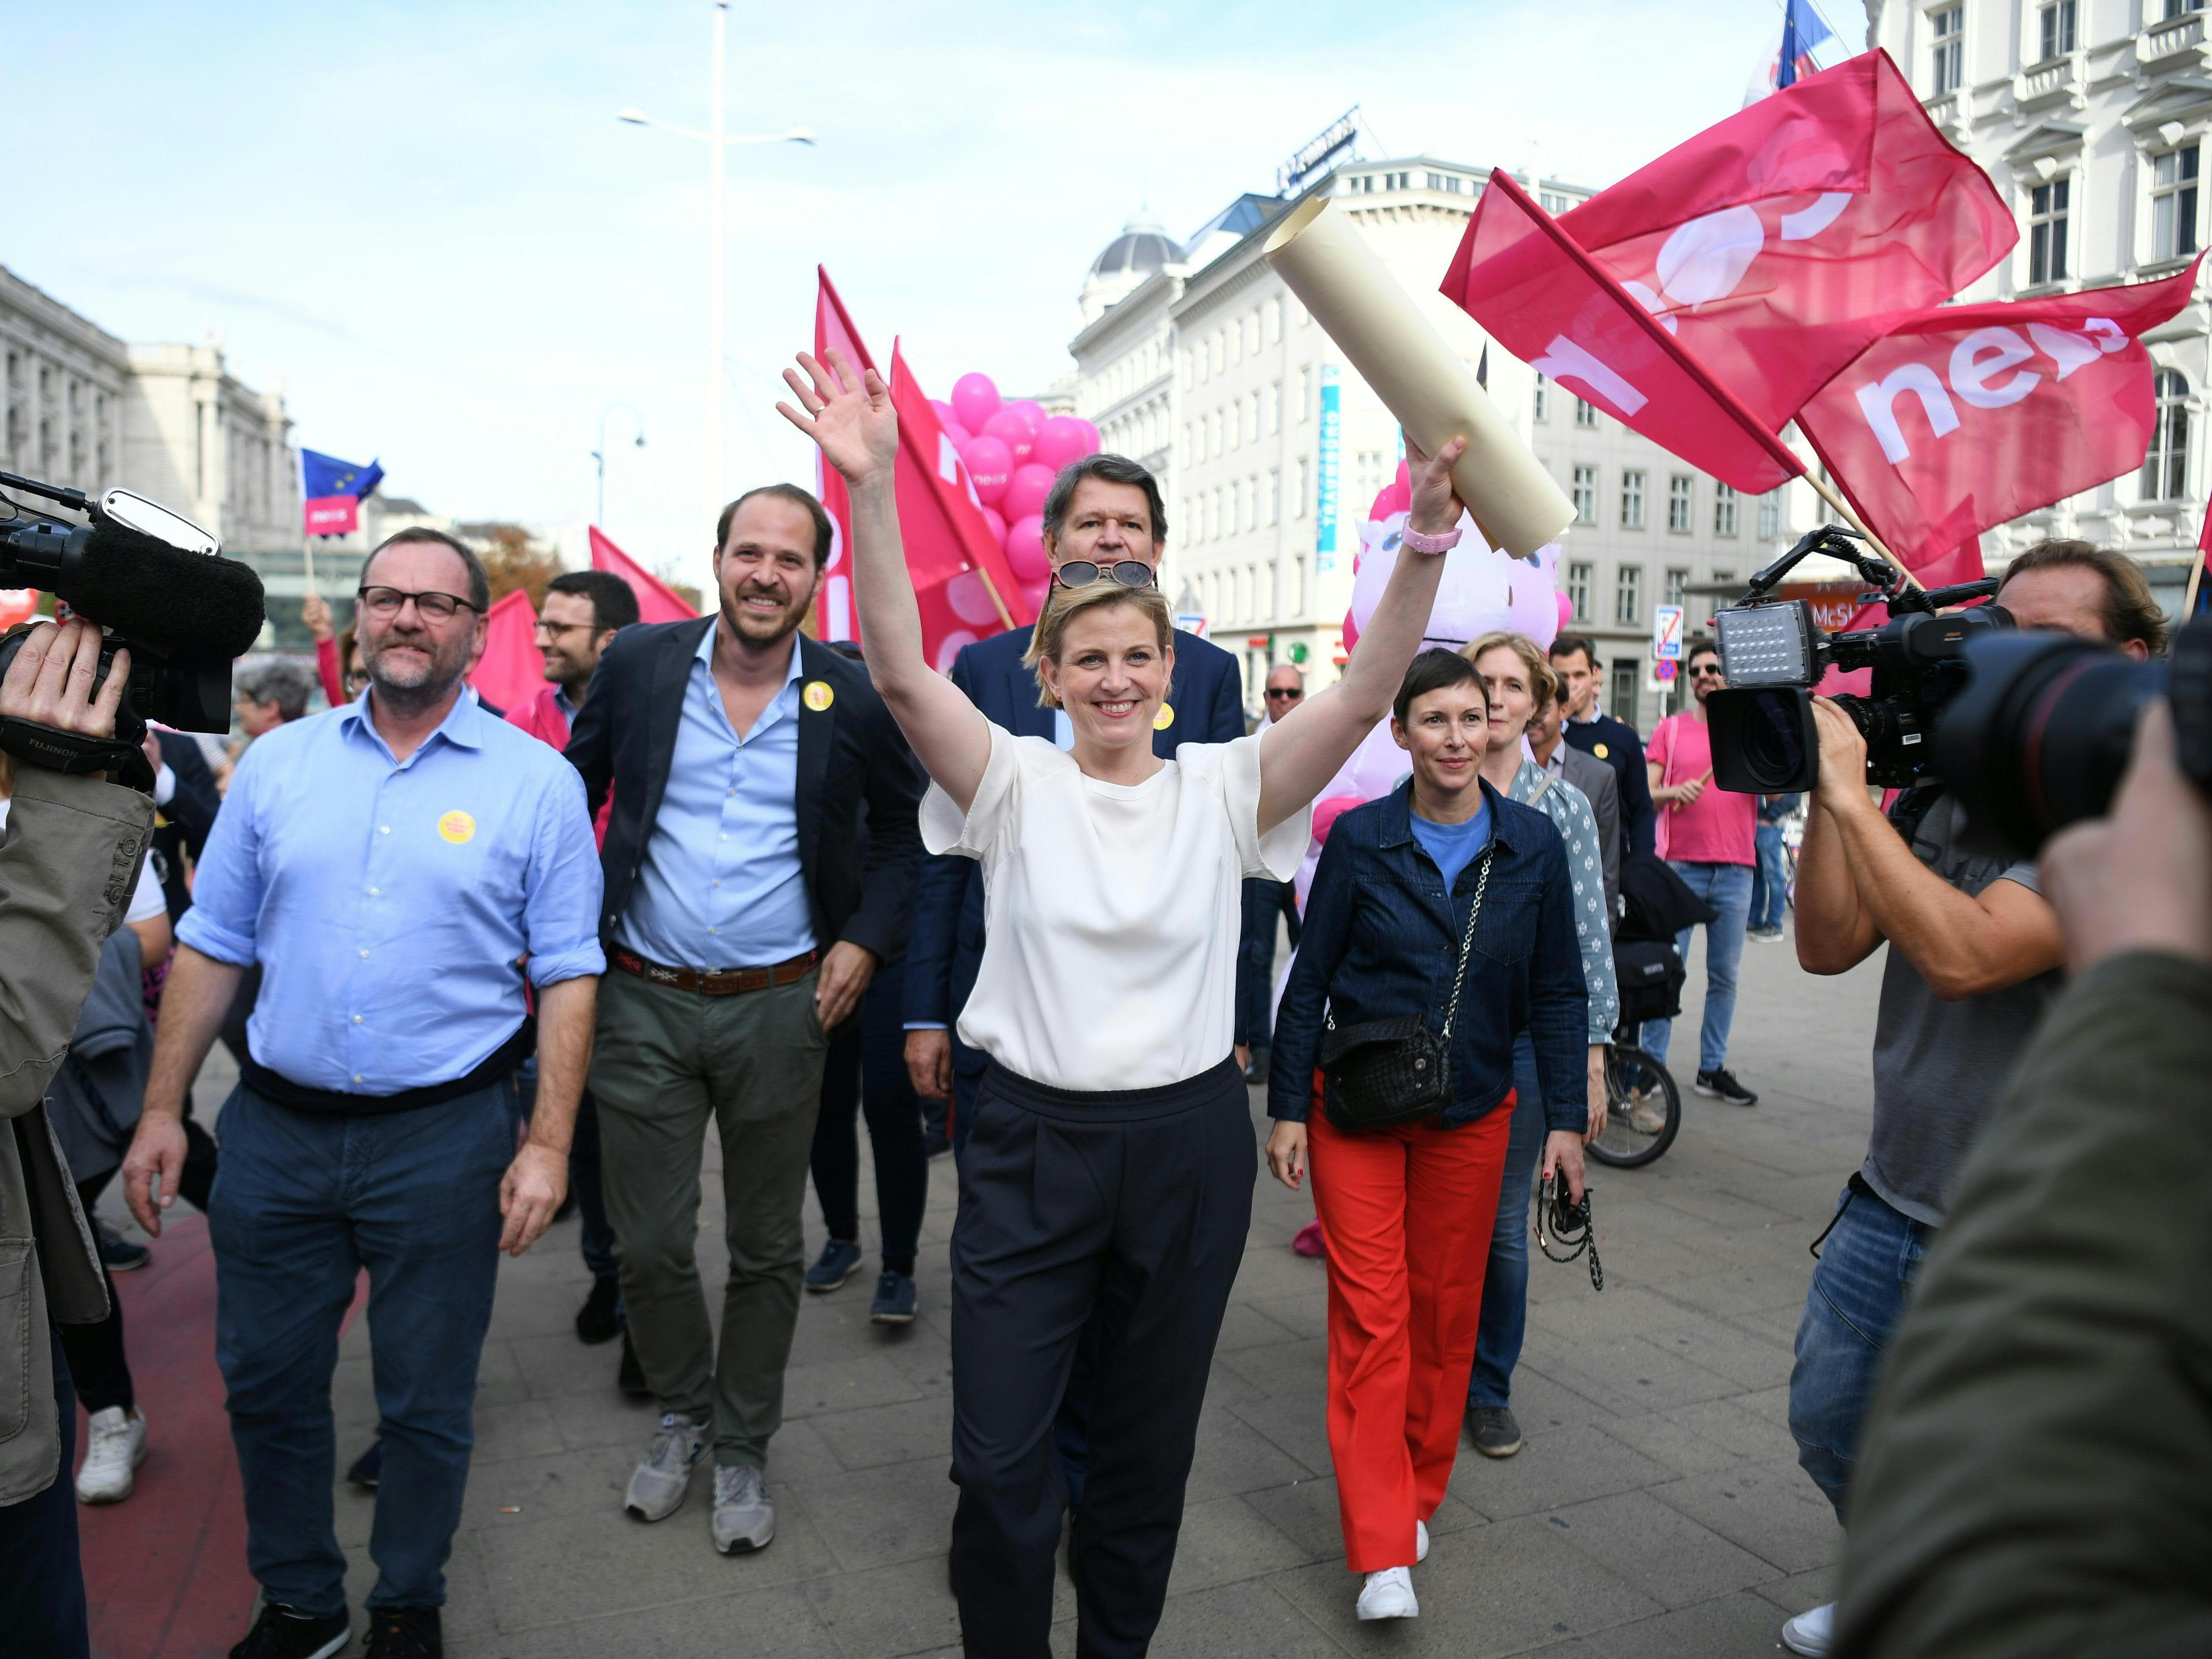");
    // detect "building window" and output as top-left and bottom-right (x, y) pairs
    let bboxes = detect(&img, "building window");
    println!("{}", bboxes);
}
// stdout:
(2038, 0), (2076, 59)
(2162, 0), (2204, 20)
(2029, 176), (2070, 284)
(1574, 396), (1598, 429)
(1758, 492), (1782, 540)
(1572, 464), (1598, 525)
(1614, 564), (1643, 626)
(1265, 468), (1280, 526)
(1540, 189), (1572, 215)
(1566, 560), (1592, 623)
(2144, 368), (2190, 499)
(1300, 366), (1315, 421)
(1668, 475), (1694, 532)
(1608, 661), (1640, 726)
(1713, 483), (1739, 537)
(1620, 469), (1646, 529)
(1293, 456), (1309, 518)
(2153, 146), (2200, 263)
(1533, 374), (1550, 422)
(1267, 381), (1282, 433)
(1664, 568), (1689, 610)
(1711, 568), (1736, 593)
(1931, 5), (1963, 95)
